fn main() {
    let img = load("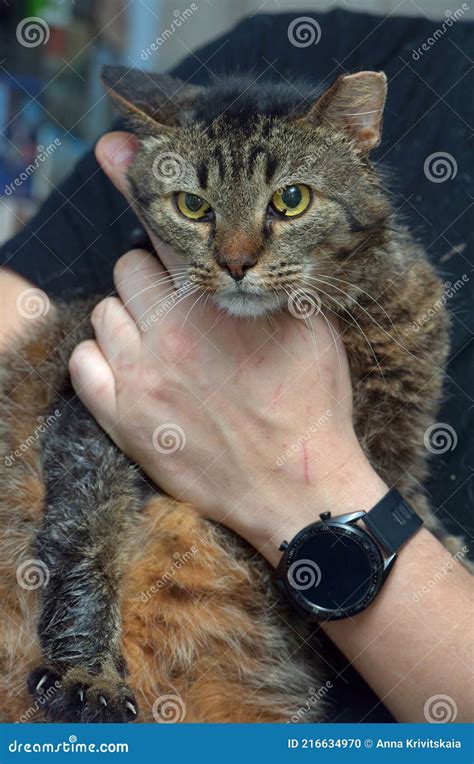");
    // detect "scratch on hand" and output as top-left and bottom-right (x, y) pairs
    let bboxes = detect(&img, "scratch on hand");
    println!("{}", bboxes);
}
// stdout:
(271, 383), (283, 406)
(302, 443), (310, 485)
